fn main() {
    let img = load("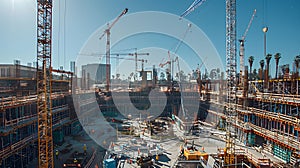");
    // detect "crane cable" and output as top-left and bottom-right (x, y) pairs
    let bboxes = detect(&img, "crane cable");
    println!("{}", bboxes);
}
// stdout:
(57, 0), (67, 69)
(57, 0), (61, 68)
(169, 23), (192, 119)
(174, 23), (192, 54)
(63, 0), (67, 69)
(263, 0), (268, 27)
